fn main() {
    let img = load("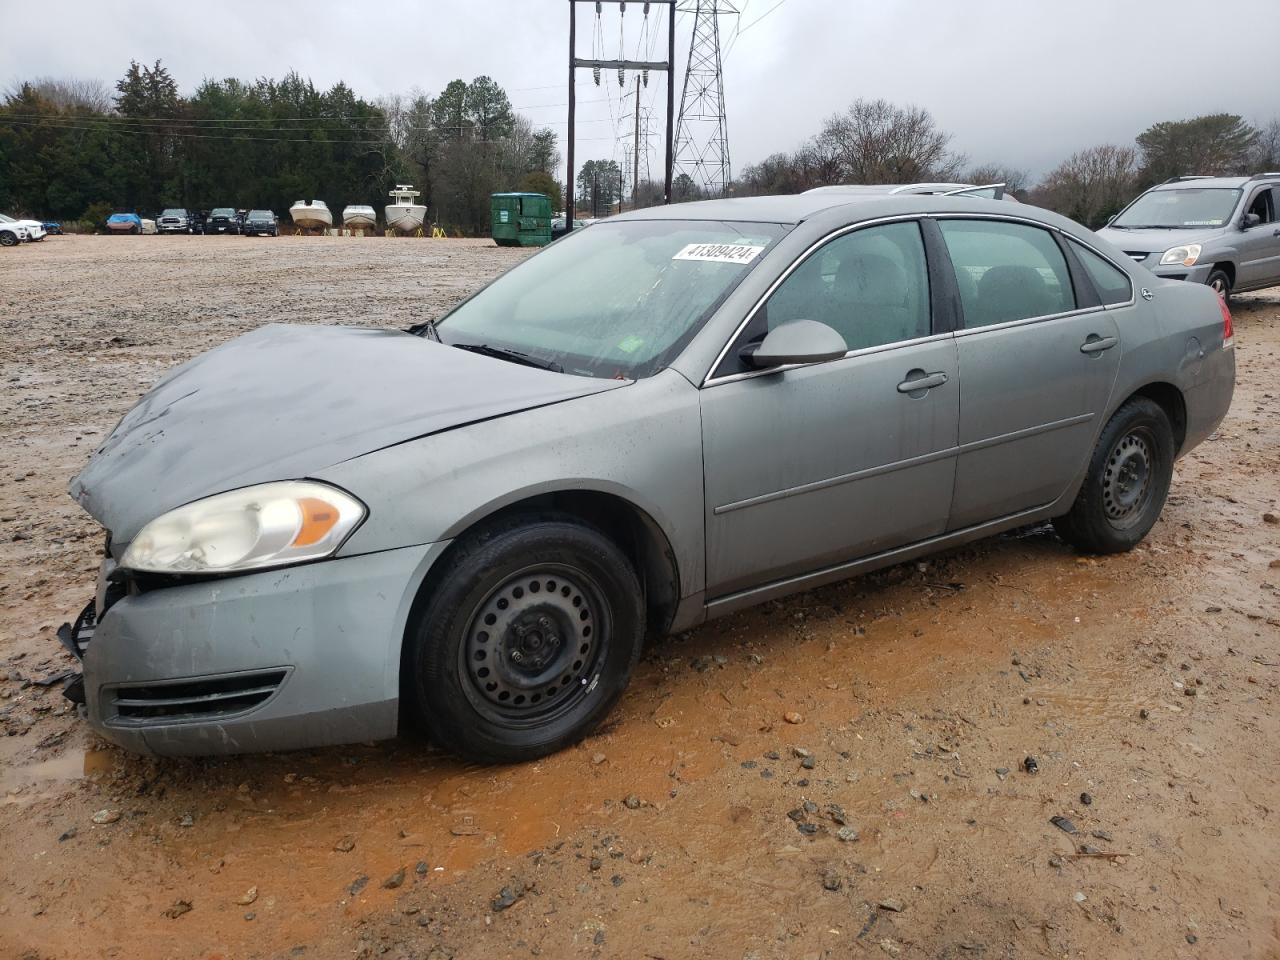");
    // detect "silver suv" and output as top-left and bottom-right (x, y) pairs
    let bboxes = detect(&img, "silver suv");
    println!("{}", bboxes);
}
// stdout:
(1097, 173), (1280, 299)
